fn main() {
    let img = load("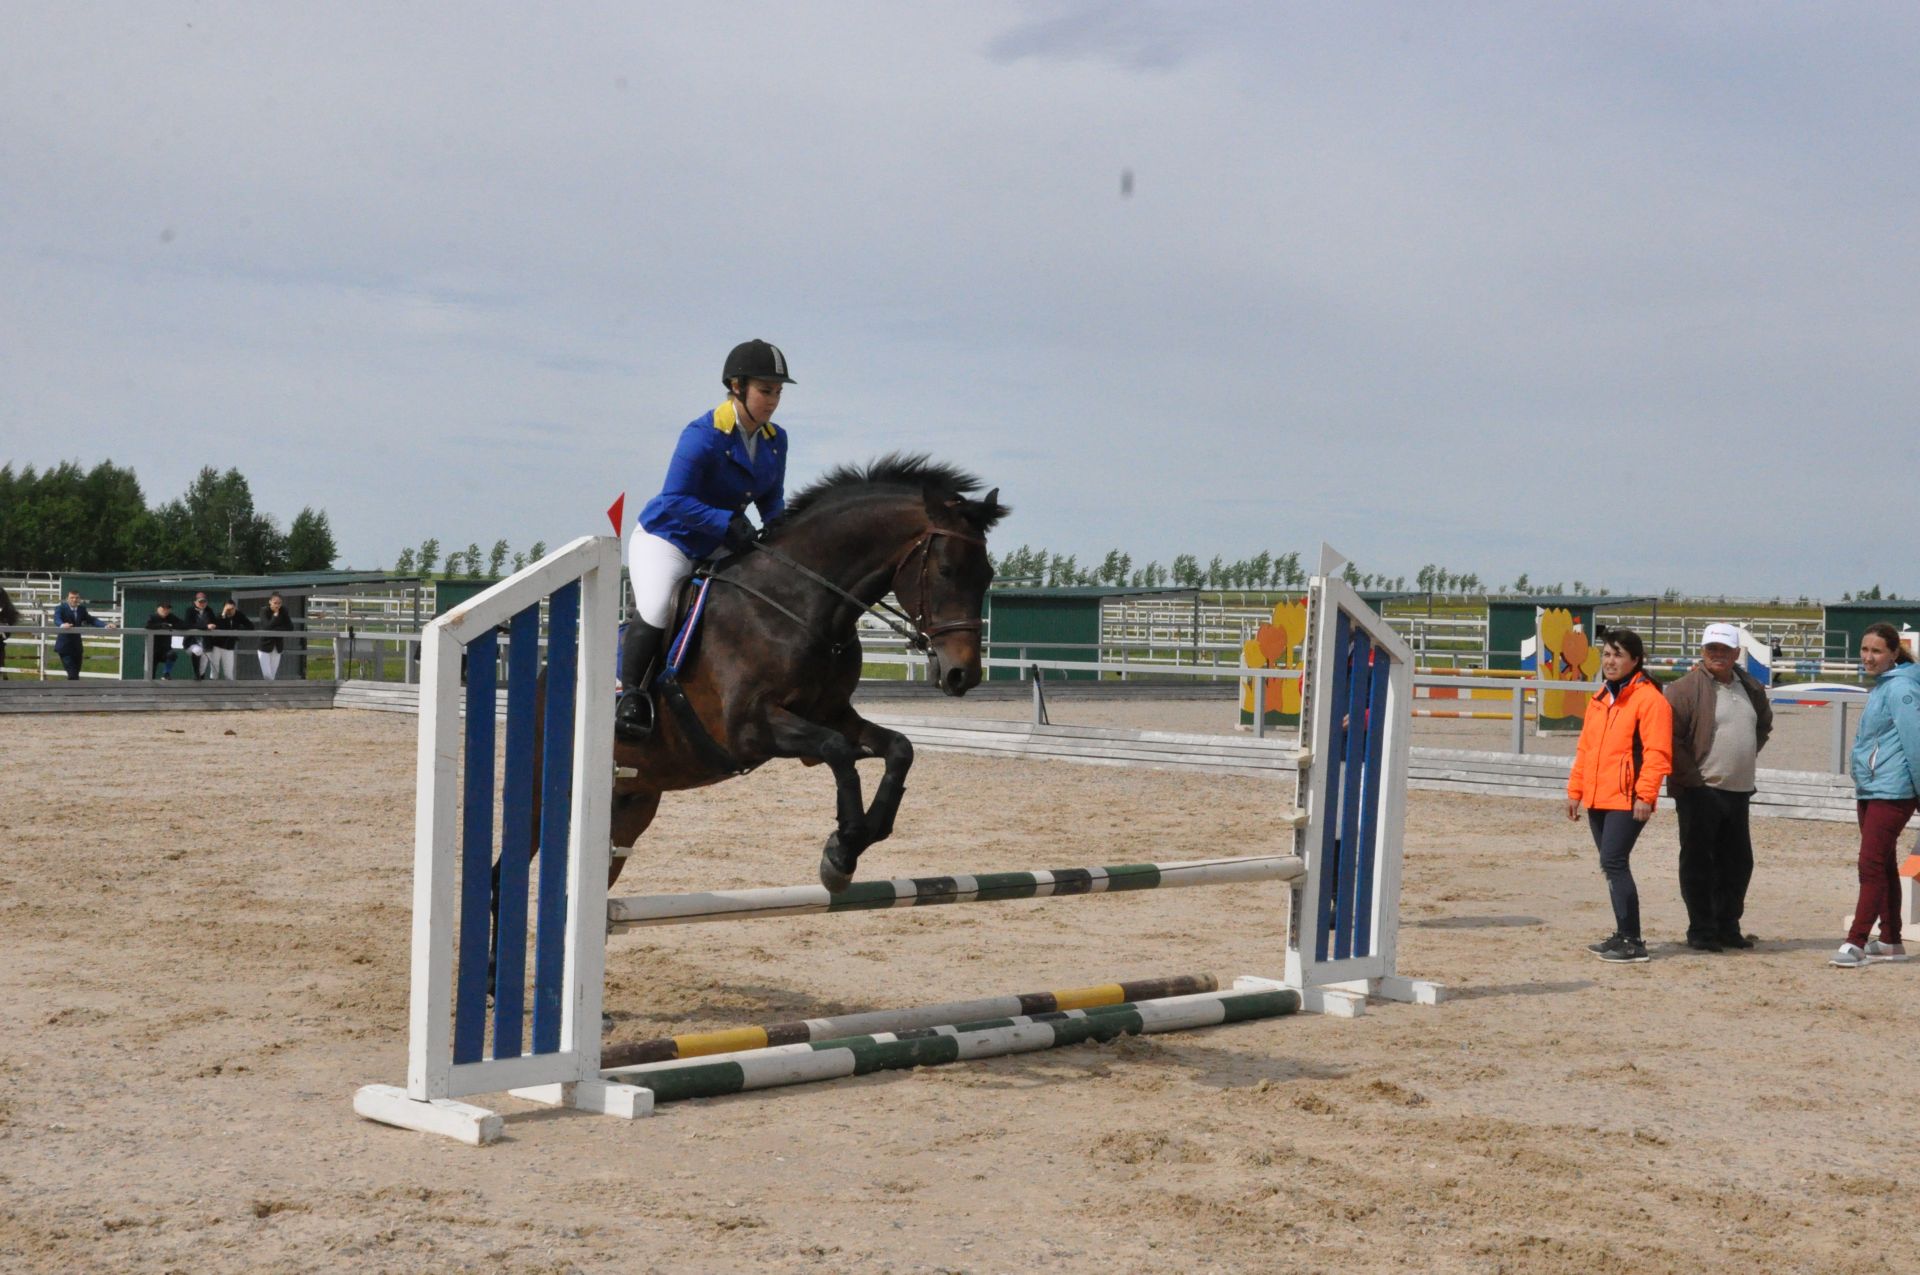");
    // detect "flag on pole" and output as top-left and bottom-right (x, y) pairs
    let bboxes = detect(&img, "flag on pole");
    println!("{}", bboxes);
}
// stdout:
(607, 493), (626, 537)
